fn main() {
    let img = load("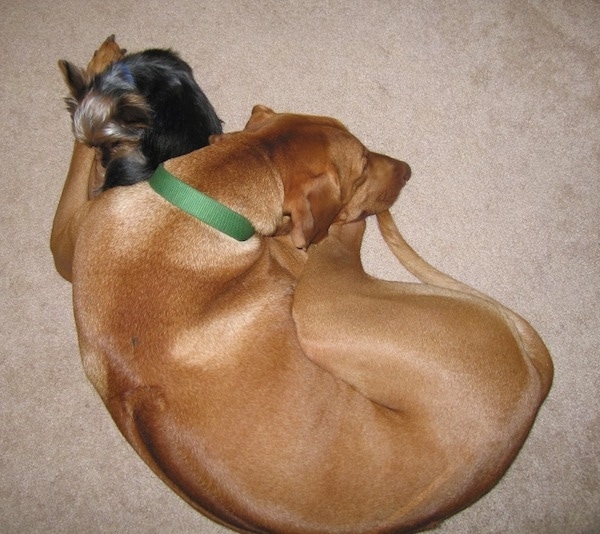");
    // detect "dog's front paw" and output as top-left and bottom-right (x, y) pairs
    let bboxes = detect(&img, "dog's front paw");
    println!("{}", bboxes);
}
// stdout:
(86, 35), (126, 76)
